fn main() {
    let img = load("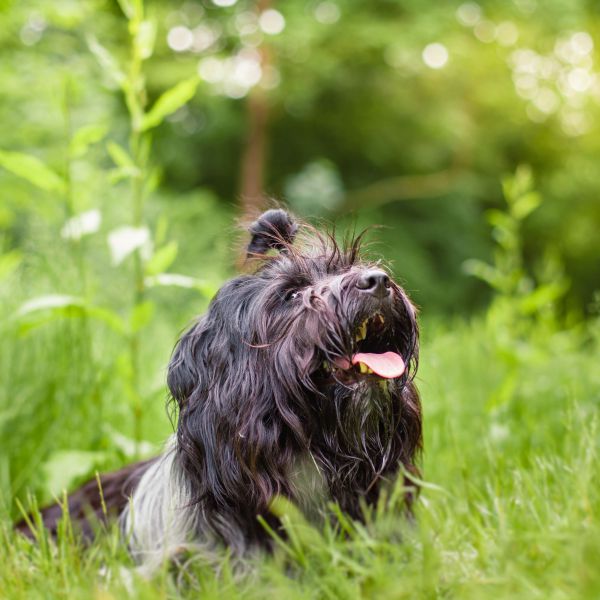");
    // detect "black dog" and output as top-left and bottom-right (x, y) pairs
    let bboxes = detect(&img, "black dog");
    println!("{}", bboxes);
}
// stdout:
(18, 210), (422, 574)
